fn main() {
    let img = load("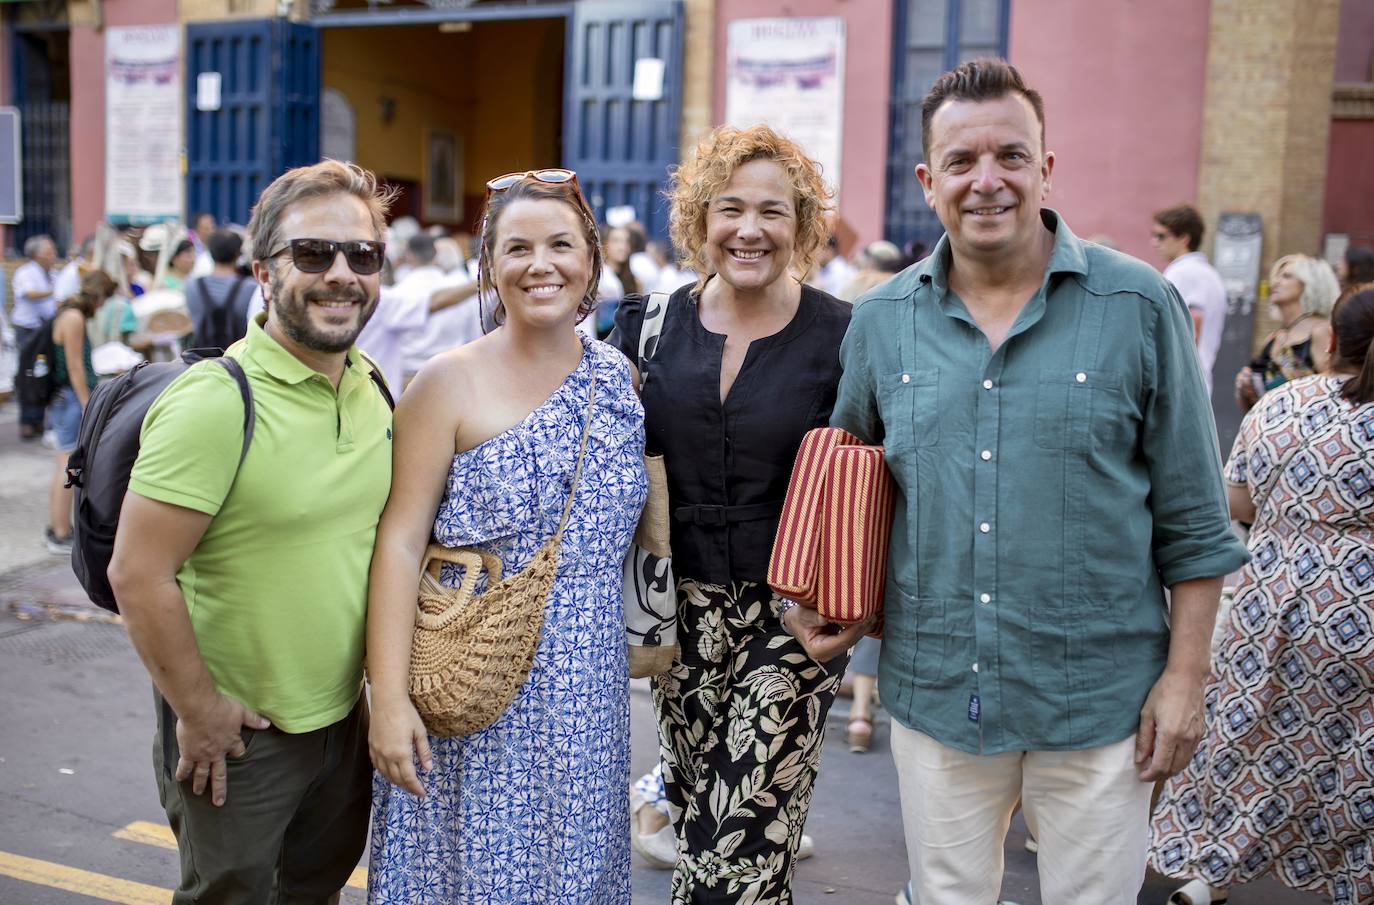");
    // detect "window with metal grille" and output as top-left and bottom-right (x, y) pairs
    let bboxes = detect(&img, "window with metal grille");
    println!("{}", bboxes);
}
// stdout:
(883, 0), (1008, 252)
